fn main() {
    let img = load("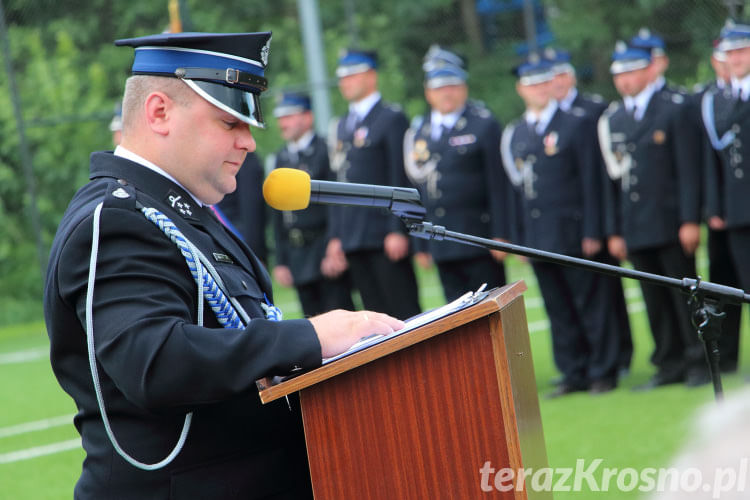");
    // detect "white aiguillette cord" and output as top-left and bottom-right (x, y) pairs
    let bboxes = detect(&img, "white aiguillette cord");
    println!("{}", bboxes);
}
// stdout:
(85, 201), (252, 471)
